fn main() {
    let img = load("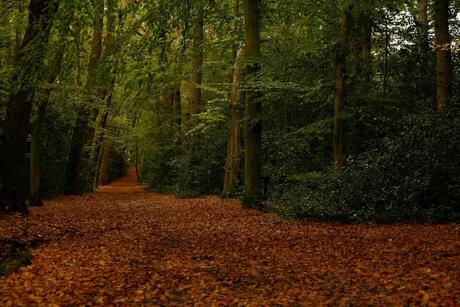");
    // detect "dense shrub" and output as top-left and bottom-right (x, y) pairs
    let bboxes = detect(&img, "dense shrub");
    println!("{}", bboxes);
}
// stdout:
(173, 128), (227, 197)
(140, 144), (179, 191)
(274, 110), (460, 222)
(40, 107), (73, 197)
